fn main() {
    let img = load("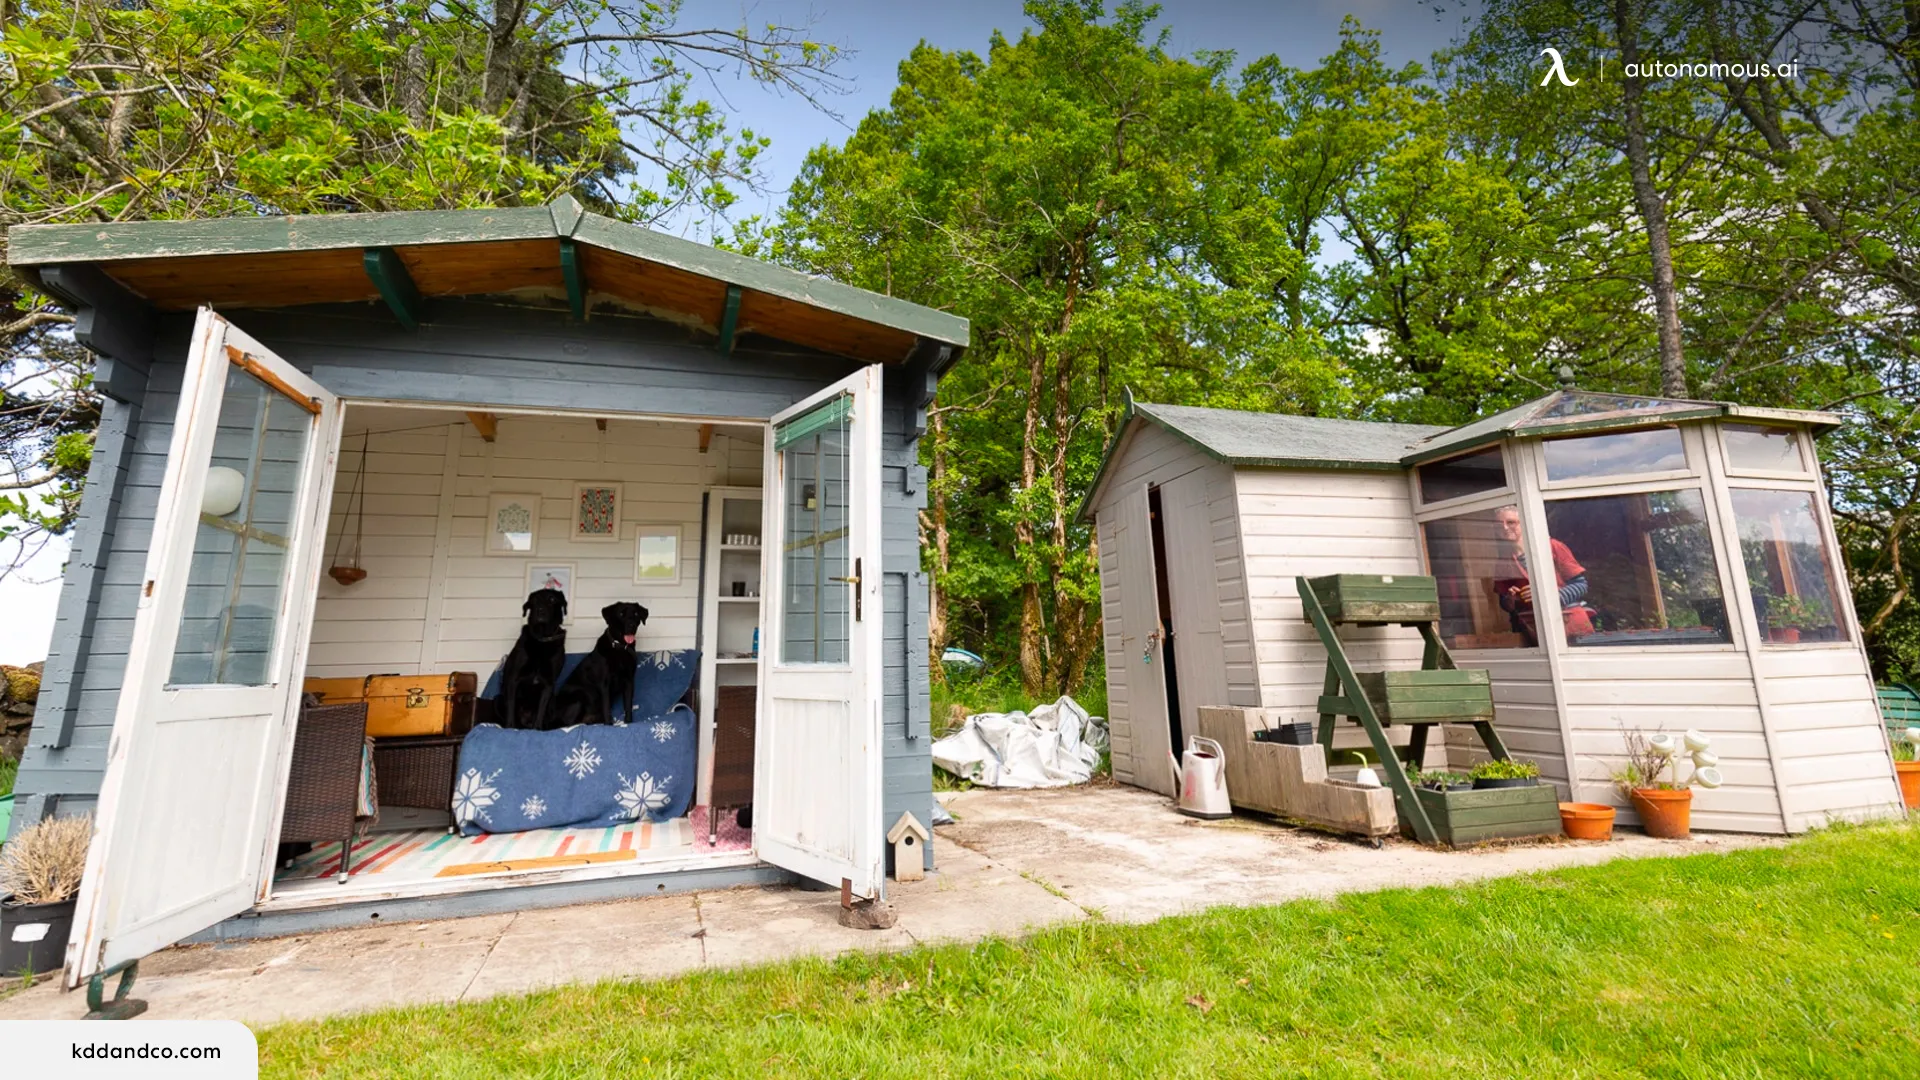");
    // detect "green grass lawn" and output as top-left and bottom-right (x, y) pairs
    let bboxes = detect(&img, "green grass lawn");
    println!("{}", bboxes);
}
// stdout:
(0, 752), (17, 799)
(259, 822), (1920, 1078)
